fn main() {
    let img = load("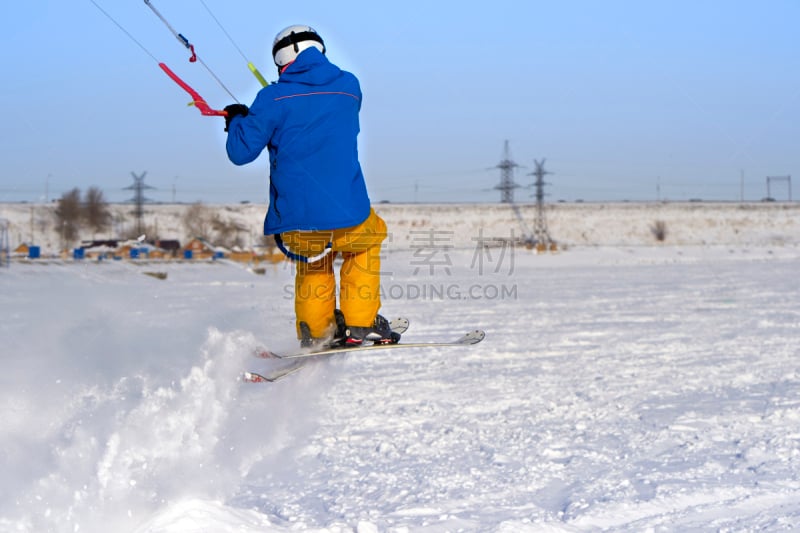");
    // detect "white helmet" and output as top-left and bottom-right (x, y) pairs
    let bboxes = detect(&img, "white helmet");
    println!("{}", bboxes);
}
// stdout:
(272, 25), (325, 68)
